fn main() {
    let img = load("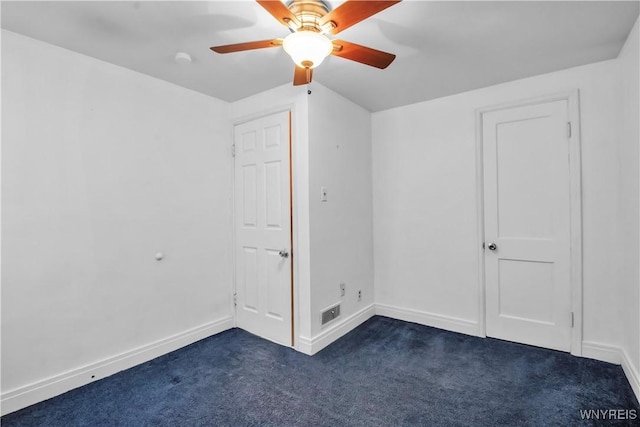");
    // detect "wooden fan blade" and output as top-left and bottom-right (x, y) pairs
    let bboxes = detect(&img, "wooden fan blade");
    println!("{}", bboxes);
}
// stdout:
(293, 66), (313, 86)
(331, 40), (396, 69)
(257, 0), (300, 28)
(210, 39), (282, 54)
(320, 0), (401, 35)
